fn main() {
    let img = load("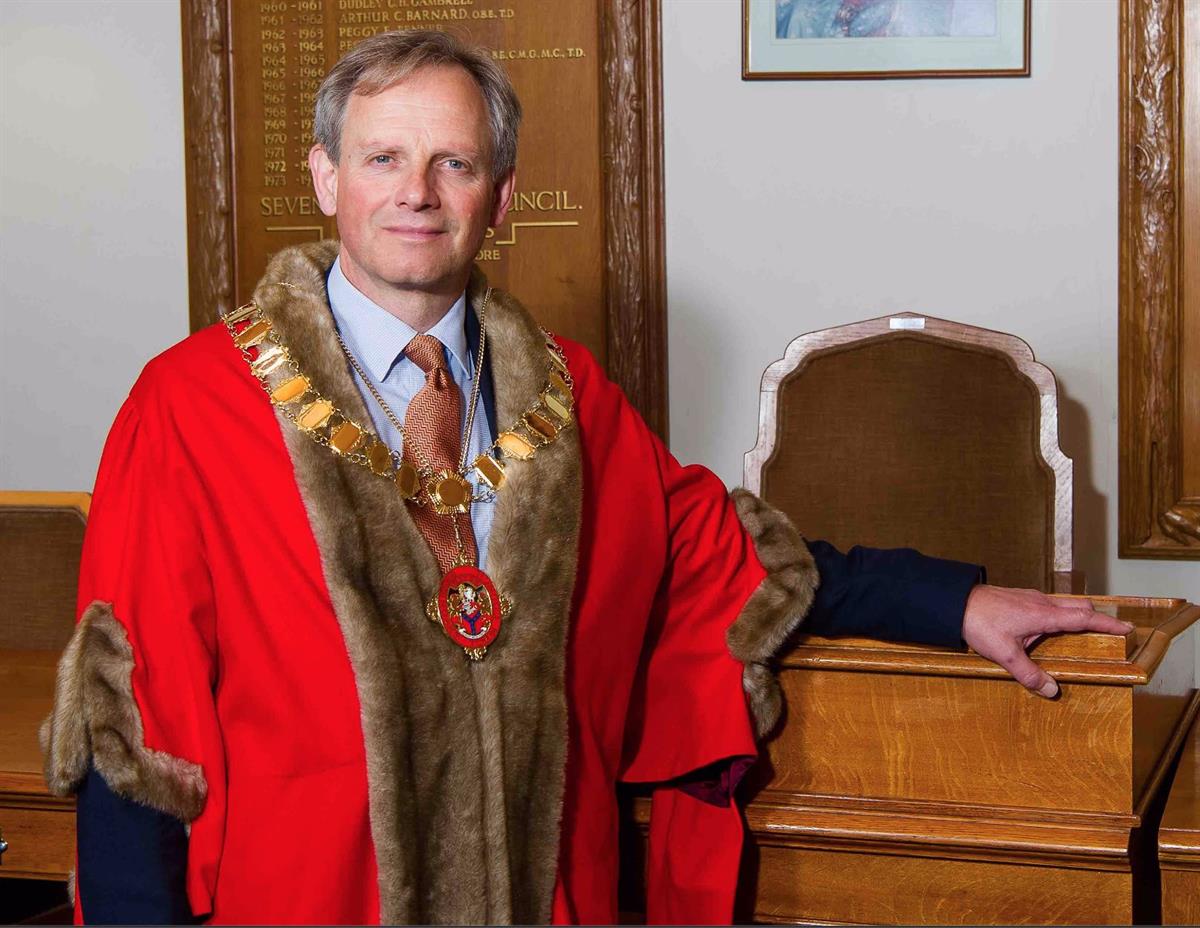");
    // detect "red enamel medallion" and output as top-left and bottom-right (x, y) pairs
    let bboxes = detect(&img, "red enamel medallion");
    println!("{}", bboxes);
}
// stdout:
(434, 565), (504, 658)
